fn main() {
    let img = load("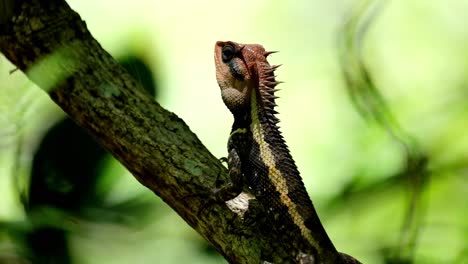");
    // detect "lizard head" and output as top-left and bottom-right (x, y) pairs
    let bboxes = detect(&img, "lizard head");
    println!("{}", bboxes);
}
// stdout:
(214, 41), (271, 113)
